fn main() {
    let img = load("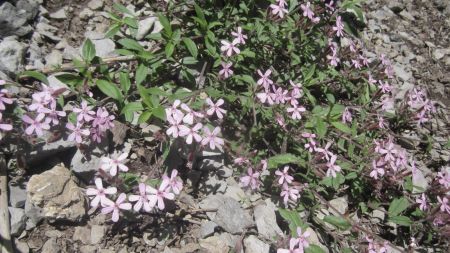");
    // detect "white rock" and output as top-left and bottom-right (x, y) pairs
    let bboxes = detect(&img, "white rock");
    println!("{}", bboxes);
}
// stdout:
(91, 225), (106, 244)
(305, 227), (329, 252)
(243, 235), (269, 253)
(79, 8), (94, 20)
(9, 181), (27, 208)
(9, 207), (26, 236)
(199, 236), (229, 253)
(88, 0), (104, 10)
(0, 39), (26, 73)
(329, 197), (348, 216)
(254, 199), (283, 241)
(92, 39), (117, 58)
(136, 17), (157, 40)
(45, 50), (63, 67)
(49, 8), (67, 20)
